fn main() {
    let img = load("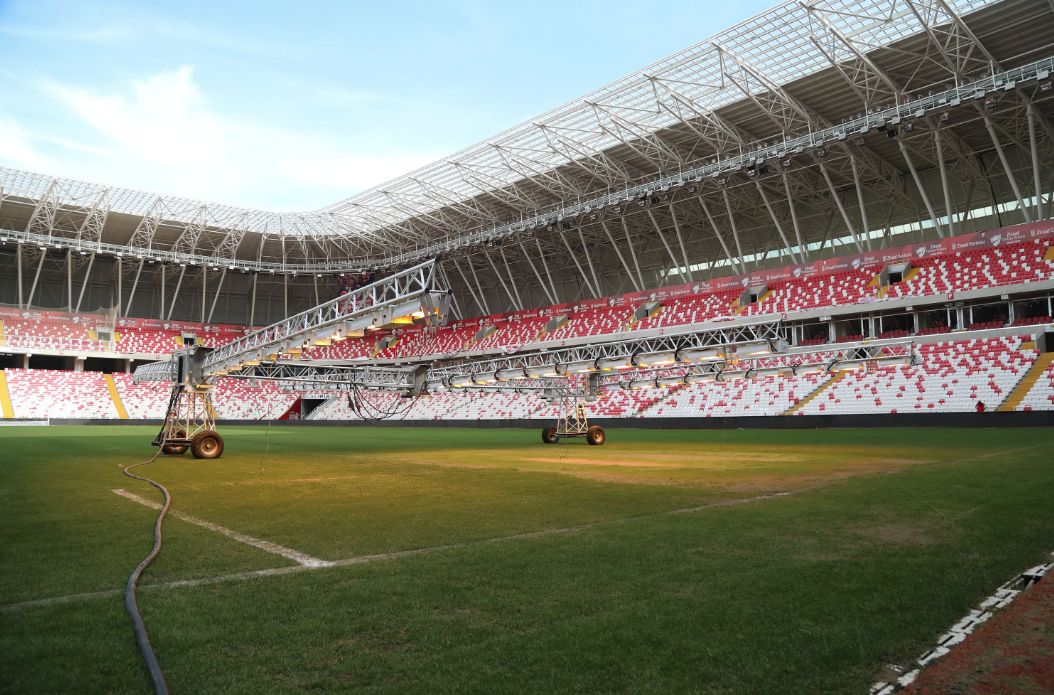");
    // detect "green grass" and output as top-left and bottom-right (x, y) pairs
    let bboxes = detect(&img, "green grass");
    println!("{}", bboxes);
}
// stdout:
(1, 425), (1053, 693)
